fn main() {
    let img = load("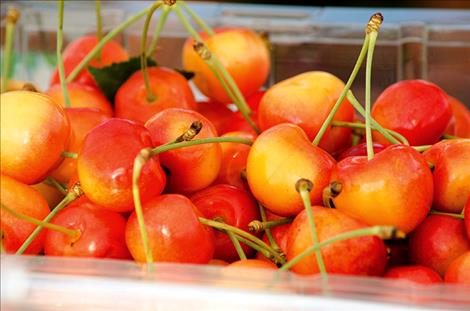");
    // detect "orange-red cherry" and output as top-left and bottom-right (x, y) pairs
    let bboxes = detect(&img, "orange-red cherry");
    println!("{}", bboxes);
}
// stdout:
(444, 251), (470, 285)
(384, 266), (442, 284)
(445, 96), (470, 138)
